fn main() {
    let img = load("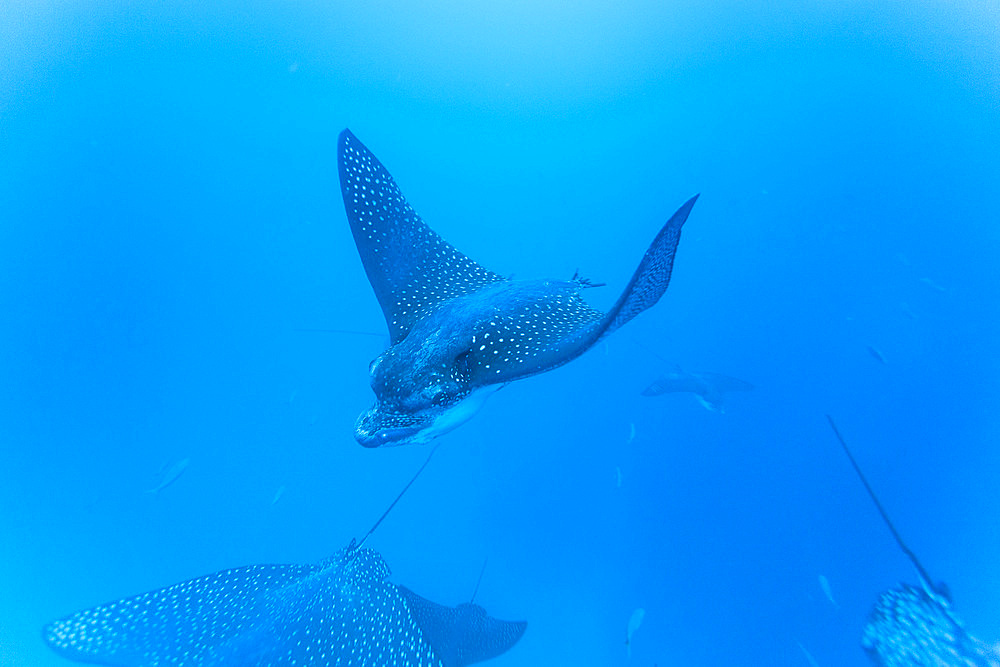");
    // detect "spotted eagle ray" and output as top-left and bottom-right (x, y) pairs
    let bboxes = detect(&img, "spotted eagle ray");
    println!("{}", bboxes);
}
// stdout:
(640, 366), (752, 412)
(43, 452), (527, 666)
(339, 129), (698, 447)
(827, 416), (999, 667)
